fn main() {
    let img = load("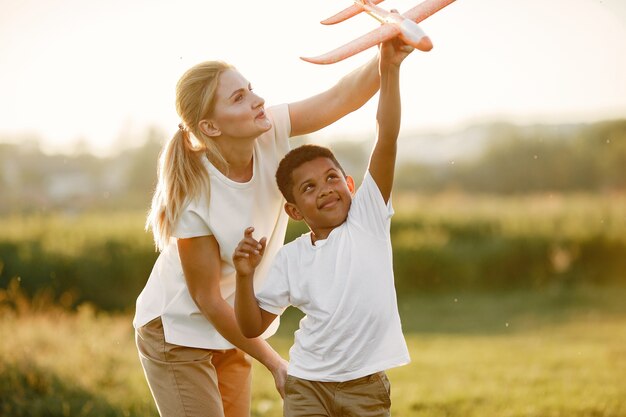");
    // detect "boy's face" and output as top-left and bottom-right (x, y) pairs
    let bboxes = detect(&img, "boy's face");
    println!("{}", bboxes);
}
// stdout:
(284, 157), (355, 238)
